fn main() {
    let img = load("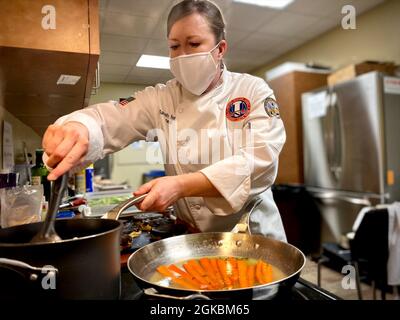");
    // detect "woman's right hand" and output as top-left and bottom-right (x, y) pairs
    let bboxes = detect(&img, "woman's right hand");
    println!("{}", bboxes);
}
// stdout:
(42, 122), (89, 180)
